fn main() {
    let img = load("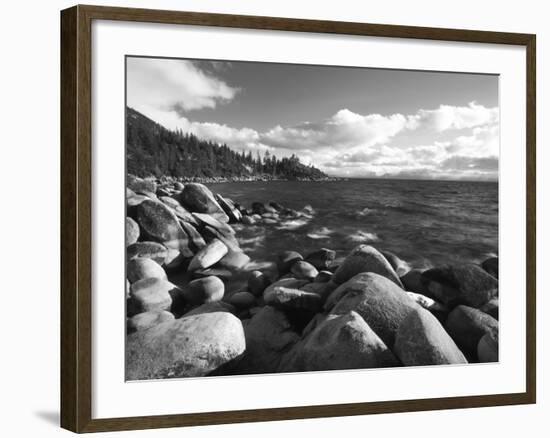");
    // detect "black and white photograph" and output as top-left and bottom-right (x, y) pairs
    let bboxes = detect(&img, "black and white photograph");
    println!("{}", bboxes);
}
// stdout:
(125, 56), (499, 380)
